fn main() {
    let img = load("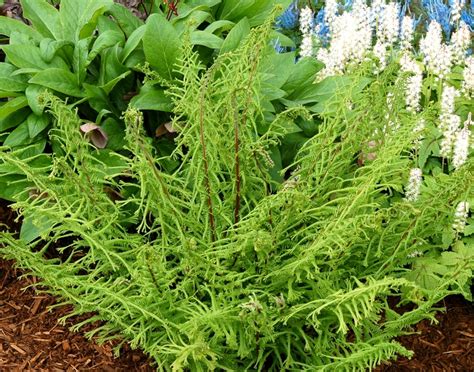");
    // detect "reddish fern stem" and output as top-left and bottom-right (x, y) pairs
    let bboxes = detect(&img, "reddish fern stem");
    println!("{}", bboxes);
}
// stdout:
(232, 93), (241, 225)
(199, 79), (217, 242)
